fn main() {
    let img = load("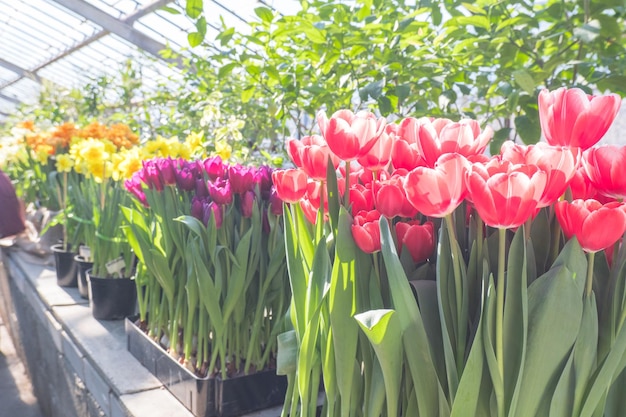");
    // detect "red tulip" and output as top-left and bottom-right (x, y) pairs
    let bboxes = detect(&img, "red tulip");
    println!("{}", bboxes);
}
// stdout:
(404, 153), (470, 218)
(358, 125), (394, 172)
(583, 146), (626, 200)
(374, 178), (414, 219)
(350, 183), (375, 215)
(466, 160), (546, 229)
(296, 136), (341, 181)
(395, 220), (434, 264)
(317, 109), (386, 161)
(555, 199), (626, 253)
(391, 137), (423, 171)
(272, 169), (308, 203)
(400, 117), (492, 167)
(538, 87), (621, 150)
(569, 166), (597, 200)
(351, 210), (382, 254)
(300, 198), (327, 225)
(501, 141), (580, 207)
